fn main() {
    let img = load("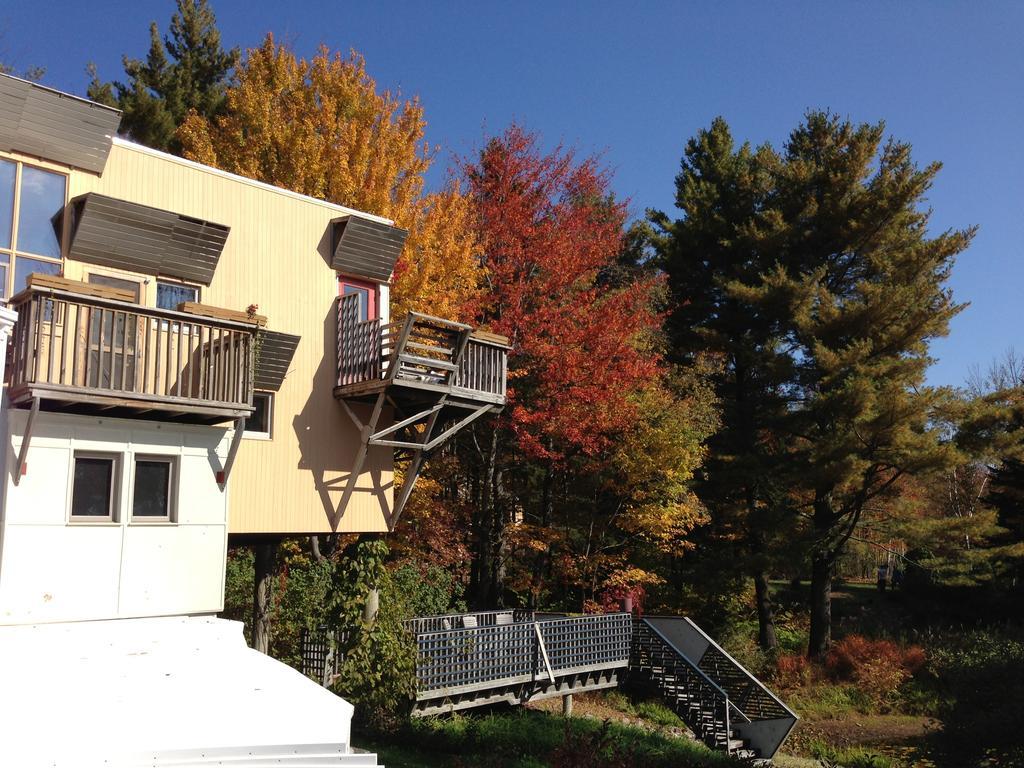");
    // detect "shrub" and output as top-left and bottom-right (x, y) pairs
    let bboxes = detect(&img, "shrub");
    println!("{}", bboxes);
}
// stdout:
(926, 628), (1024, 765)
(330, 538), (416, 731)
(391, 561), (466, 617)
(774, 652), (814, 689)
(825, 635), (925, 706)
